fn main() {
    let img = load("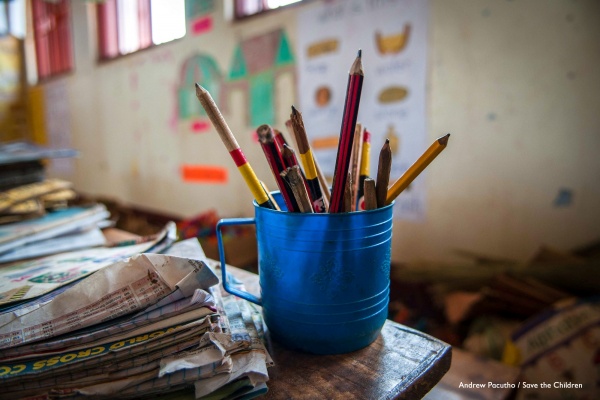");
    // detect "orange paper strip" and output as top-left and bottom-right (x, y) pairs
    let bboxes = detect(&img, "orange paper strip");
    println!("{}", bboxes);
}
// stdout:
(181, 165), (228, 183)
